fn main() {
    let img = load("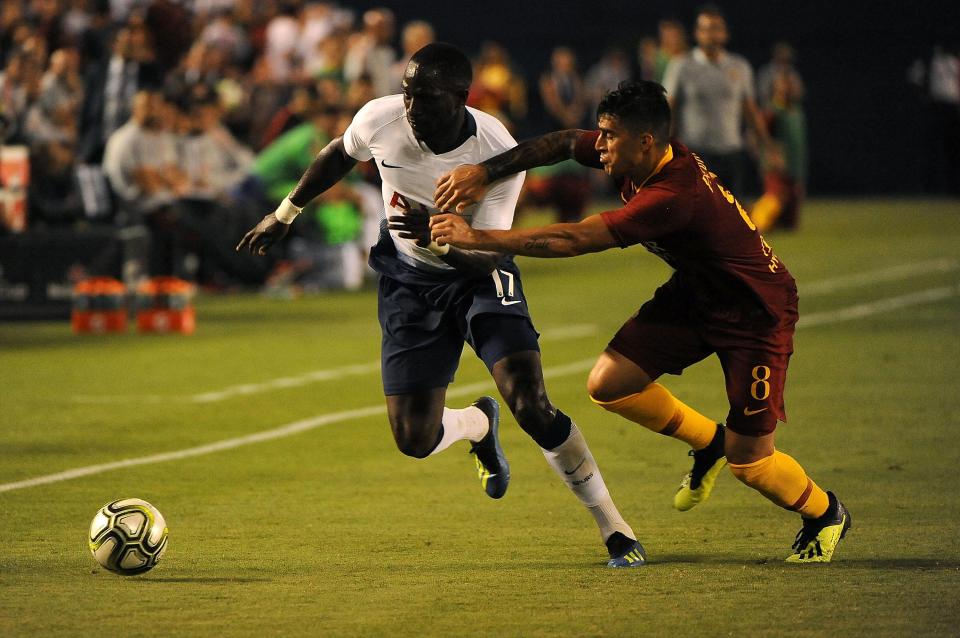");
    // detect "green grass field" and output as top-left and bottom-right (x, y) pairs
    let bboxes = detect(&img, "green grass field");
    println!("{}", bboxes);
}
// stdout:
(2, 198), (959, 636)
